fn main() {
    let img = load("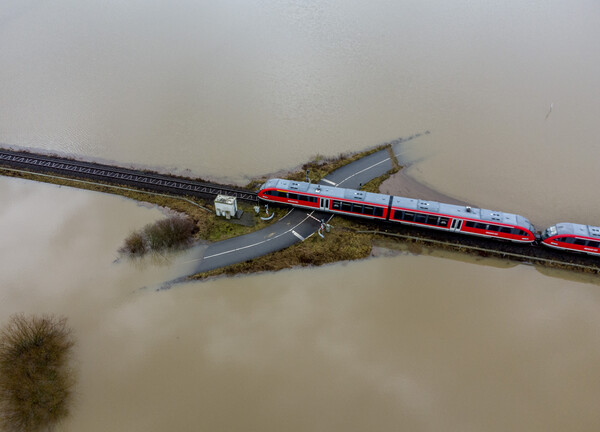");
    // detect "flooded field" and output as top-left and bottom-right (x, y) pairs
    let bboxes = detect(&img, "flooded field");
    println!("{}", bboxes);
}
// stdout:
(1, 0), (600, 430)
(2, 178), (600, 431)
